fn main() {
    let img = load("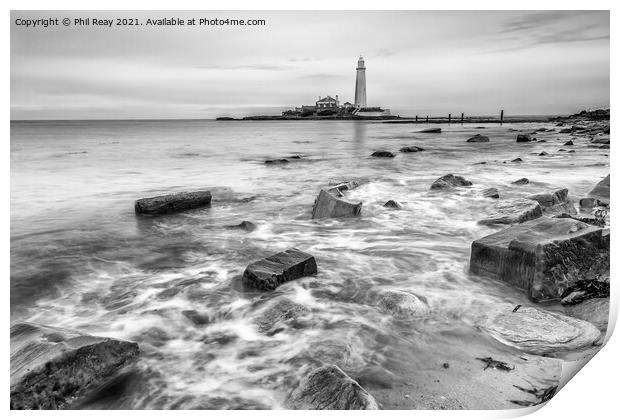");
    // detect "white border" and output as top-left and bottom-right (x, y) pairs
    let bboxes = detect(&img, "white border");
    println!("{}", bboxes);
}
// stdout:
(4, 1), (617, 419)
